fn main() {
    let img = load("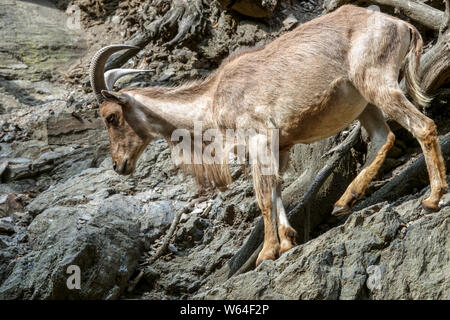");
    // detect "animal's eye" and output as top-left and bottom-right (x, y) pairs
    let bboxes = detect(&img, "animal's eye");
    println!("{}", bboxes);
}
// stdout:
(106, 114), (116, 124)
